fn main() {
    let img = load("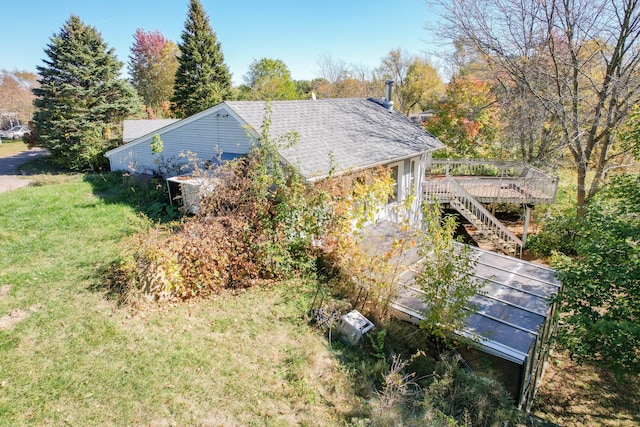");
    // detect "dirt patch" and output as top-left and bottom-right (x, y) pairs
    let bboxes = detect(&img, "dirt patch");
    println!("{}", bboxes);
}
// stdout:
(0, 284), (10, 298)
(0, 305), (41, 330)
